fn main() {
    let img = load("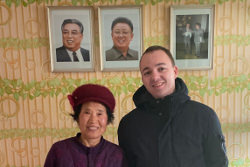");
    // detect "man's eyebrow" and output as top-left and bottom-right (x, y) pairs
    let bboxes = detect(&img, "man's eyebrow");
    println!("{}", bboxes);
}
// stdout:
(155, 63), (166, 66)
(141, 63), (167, 73)
(142, 67), (149, 73)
